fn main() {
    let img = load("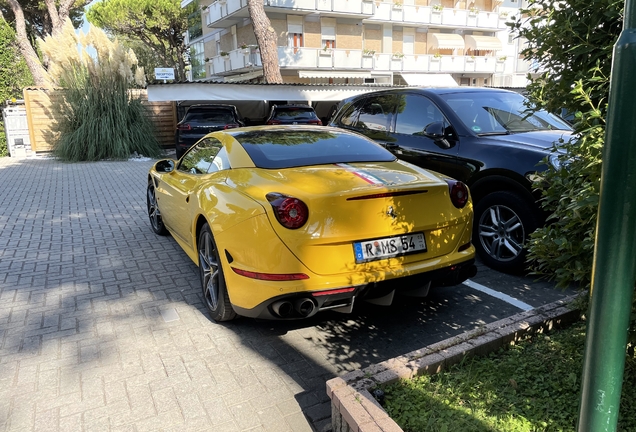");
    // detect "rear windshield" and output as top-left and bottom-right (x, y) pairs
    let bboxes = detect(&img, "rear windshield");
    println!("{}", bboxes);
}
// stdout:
(272, 108), (317, 120)
(232, 129), (395, 169)
(184, 109), (235, 124)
